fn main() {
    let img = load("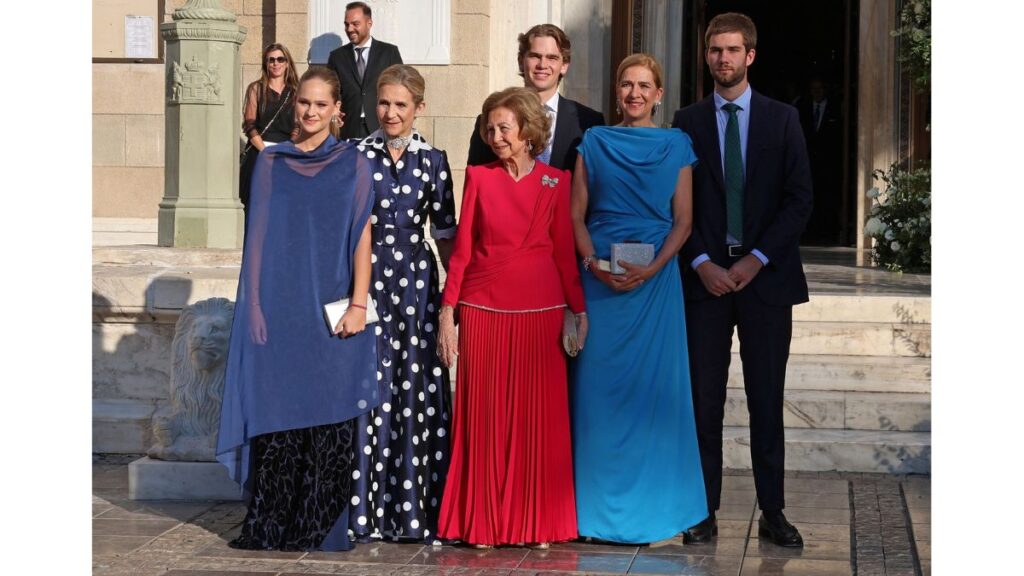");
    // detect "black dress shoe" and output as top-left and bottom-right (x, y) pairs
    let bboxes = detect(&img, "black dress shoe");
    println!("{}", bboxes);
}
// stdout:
(682, 514), (717, 544)
(758, 511), (804, 548)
